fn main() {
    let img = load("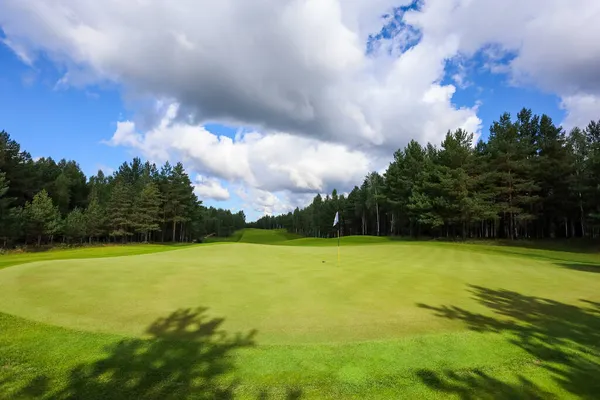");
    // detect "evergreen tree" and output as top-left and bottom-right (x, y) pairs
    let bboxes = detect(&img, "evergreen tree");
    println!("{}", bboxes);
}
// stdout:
(133, 182), (162, 242)
(85, 195), (105, 243)
(366, 172), (385, 236)
(107, 180), (133, 241)
(487, 113), (539, 239)
(24, 189), (61, 246)
(0, 172), (15, 246)
(568, 127), (591, 236)
(64, 208), (87, 243)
